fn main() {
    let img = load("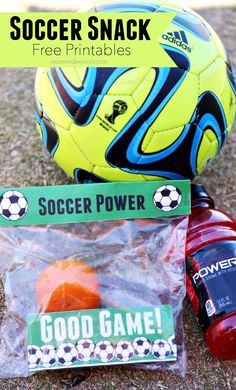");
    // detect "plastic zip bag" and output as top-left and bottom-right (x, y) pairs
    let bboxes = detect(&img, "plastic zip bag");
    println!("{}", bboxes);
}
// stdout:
(0, 216), (187, 377)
